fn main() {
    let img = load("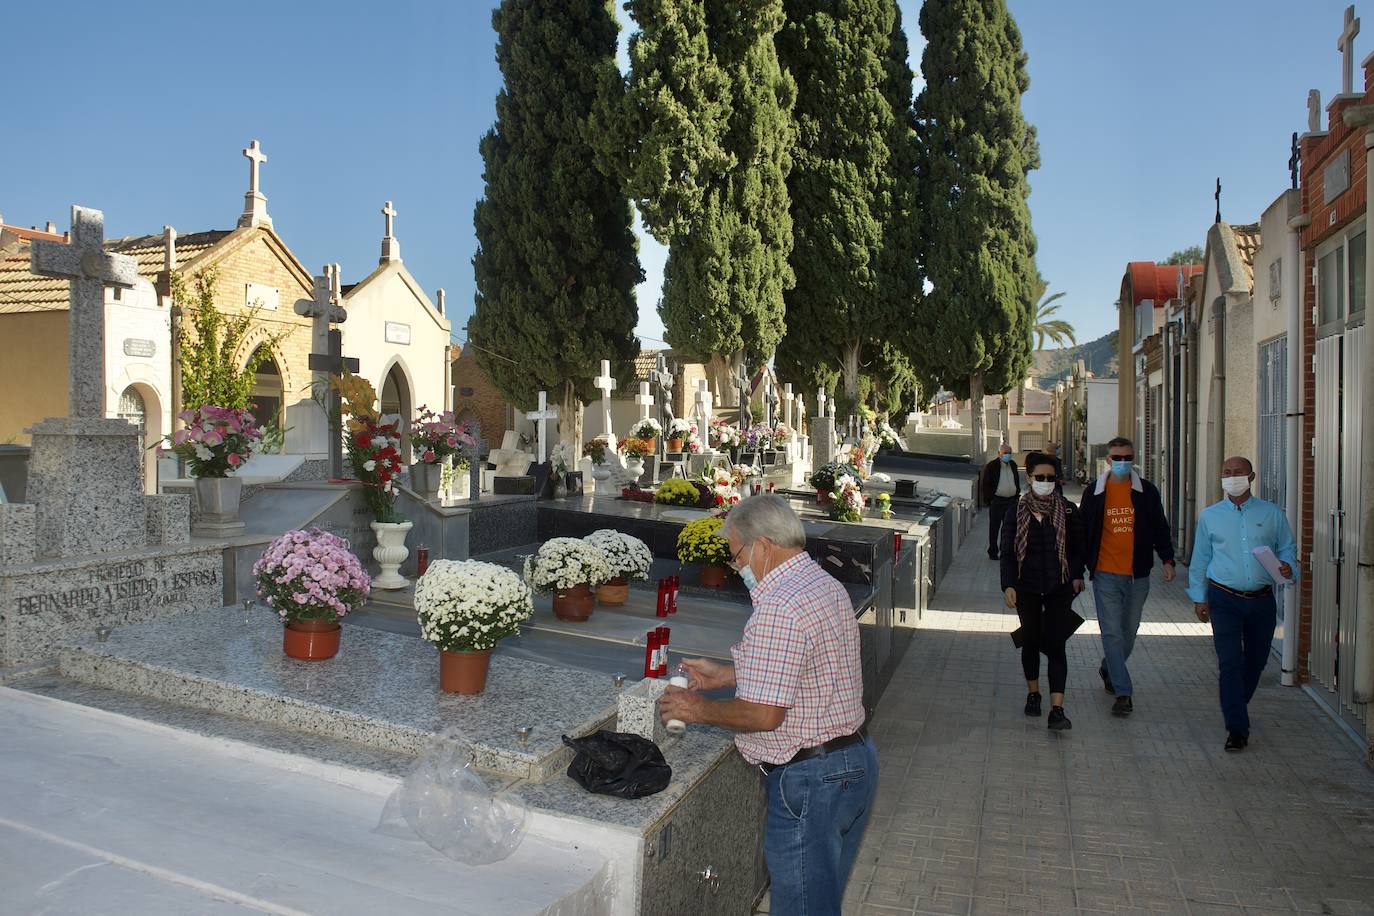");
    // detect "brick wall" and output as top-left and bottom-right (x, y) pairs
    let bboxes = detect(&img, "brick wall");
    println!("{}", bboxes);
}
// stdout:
(450, 346), (511, 444)
(1296, 69), (1374, 682)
